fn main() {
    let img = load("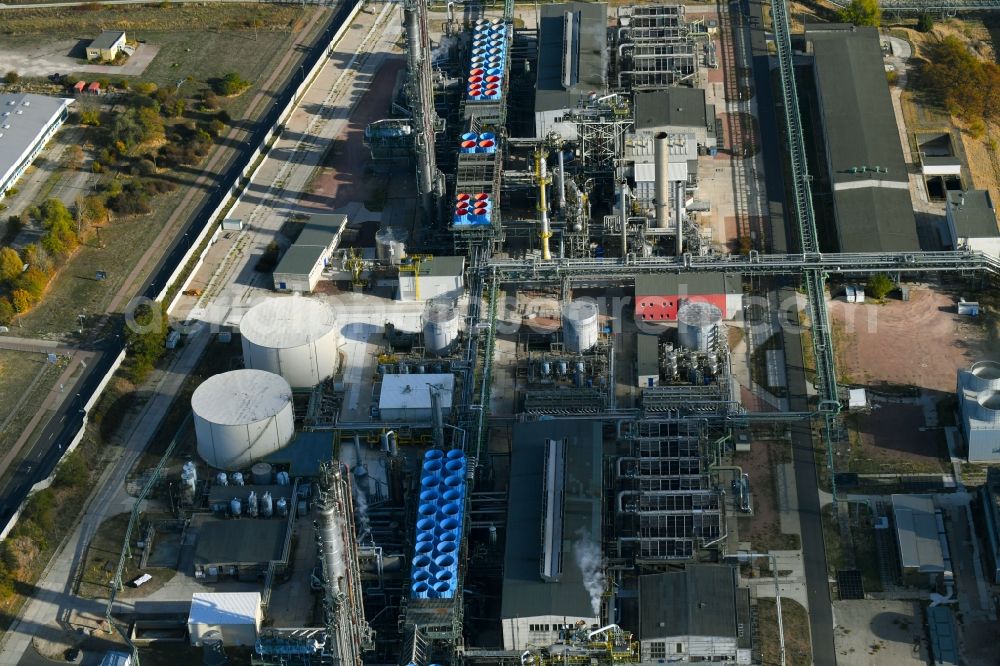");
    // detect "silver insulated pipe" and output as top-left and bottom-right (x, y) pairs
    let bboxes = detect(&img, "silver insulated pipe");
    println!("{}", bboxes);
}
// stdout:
(556, 149), (567, 210)
(619, 181), (629, 256)
(653, 132), (670, 230)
